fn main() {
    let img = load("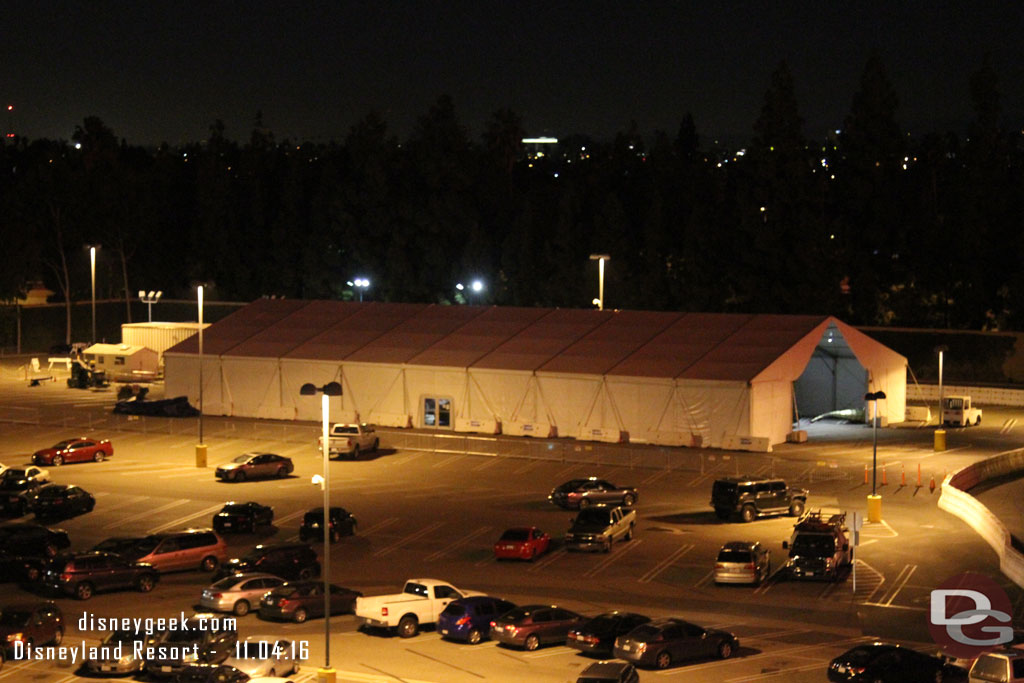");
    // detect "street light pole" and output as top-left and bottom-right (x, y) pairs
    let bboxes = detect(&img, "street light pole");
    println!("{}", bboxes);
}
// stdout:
(90, 246), (97, 342)
(300, 381), (342, 683)
(865, 390), (886, 522)
(139, 290), (163, 323)
(589, 254), (610, 310)
(197, 286), (205, 464)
